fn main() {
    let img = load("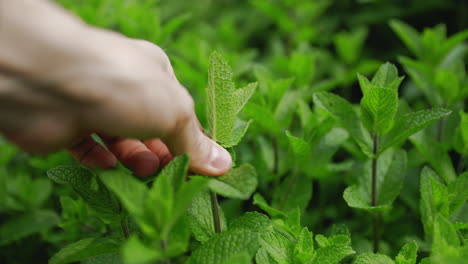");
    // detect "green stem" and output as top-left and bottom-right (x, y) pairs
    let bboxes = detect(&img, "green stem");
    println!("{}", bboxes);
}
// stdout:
(273, 136), (279, 175)
(160, 240), (170, 264)
(210, 191), (222, 233)
(371, 133), (380, 253)
(120, 218), (129, 239)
